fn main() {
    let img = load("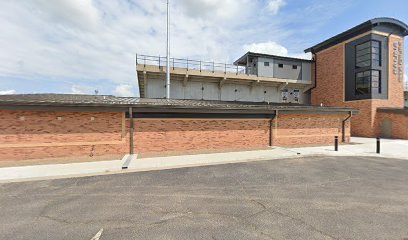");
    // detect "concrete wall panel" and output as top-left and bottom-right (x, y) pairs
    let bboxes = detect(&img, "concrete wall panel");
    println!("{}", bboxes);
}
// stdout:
(147, 78), (165, 98)
(203, 82), (220, 100)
